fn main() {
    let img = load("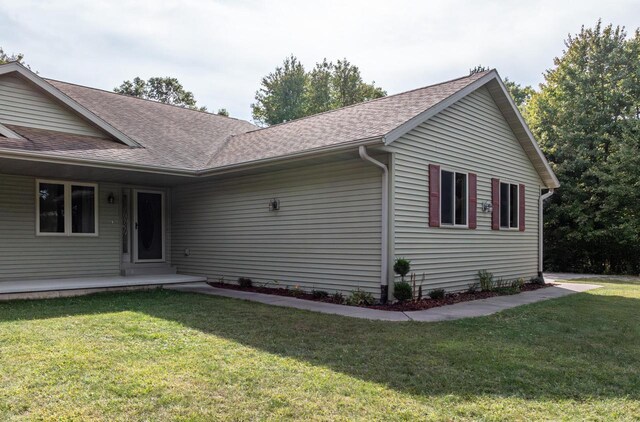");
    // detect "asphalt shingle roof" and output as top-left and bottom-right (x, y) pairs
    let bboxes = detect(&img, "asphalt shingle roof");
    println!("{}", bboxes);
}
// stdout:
(0, 70), (489, 172)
